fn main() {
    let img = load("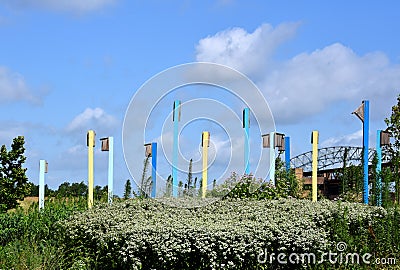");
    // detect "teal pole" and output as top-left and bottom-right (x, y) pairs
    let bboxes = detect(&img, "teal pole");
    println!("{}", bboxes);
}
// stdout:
(39, 160), (46, 210)
(363, 100), (369, 204)
(151, 142), (157, 198)
(285, 136), (290, 172)
(376, 130), (382, 206)
(270, 132), (275, 185)
(172, 100), (181, 197)
(108, 137), (114, 205)
(243, 108), (250, 174)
